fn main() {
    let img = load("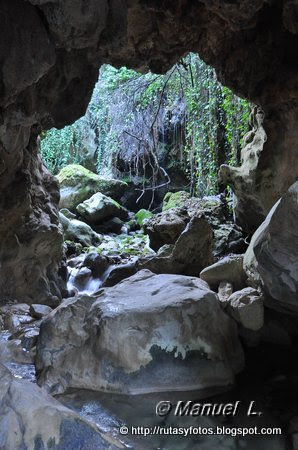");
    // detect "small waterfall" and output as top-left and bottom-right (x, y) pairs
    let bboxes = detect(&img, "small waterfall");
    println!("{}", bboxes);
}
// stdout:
(67, 264), (117, 296)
